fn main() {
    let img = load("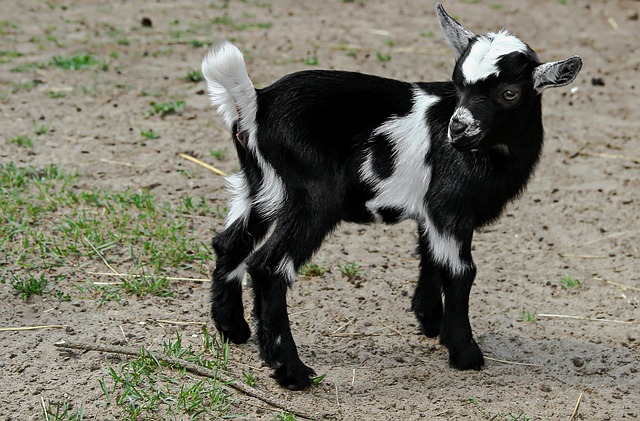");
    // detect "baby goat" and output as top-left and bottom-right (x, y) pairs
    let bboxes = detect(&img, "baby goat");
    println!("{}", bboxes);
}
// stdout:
(202, 3), (582, 390)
